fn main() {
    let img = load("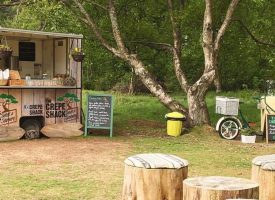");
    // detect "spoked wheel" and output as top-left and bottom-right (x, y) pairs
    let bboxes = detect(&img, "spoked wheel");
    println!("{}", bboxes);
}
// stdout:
(218, 118), (240, 140)
(21, 119), (41, 140)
